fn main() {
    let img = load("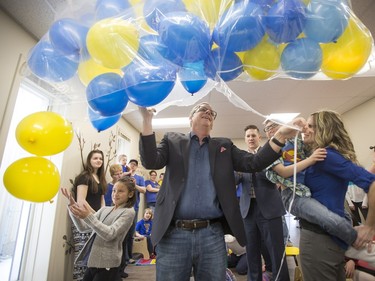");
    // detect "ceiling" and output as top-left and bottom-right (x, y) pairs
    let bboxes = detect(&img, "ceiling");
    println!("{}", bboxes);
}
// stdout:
(1, 0), (375, 140)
